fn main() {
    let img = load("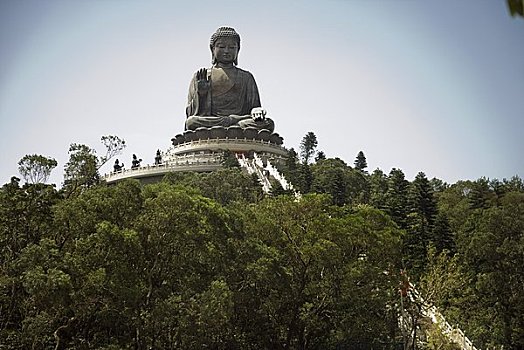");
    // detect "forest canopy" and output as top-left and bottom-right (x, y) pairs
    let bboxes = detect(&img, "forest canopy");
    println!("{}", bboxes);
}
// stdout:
(1, 137), (523, 349)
